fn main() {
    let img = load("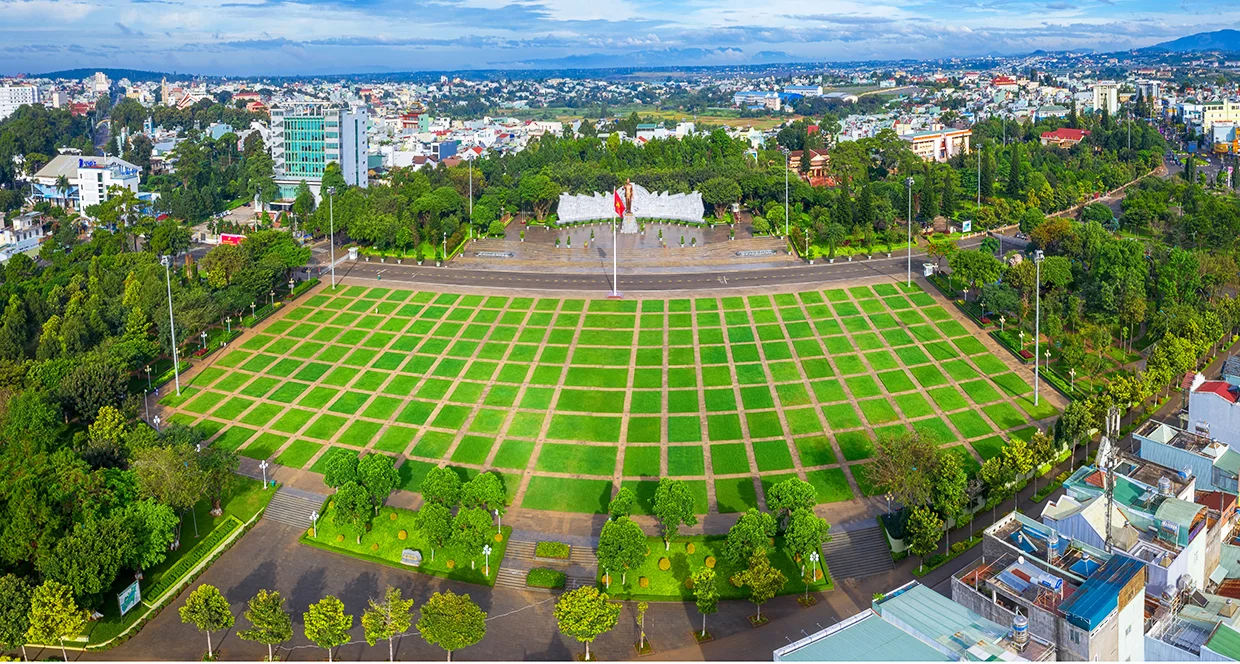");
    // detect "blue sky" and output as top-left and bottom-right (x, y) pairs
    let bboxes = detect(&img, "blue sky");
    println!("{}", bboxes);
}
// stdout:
(1, 0), (1237, 75)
